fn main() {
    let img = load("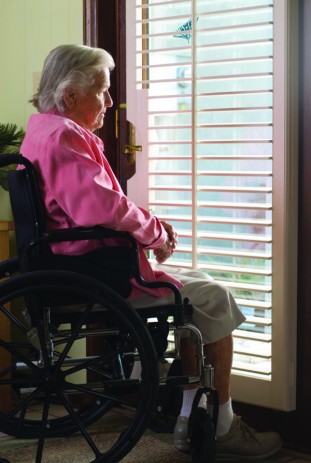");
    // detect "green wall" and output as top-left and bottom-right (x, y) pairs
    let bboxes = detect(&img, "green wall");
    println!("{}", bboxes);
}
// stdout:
(0, 0), (83, 220)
